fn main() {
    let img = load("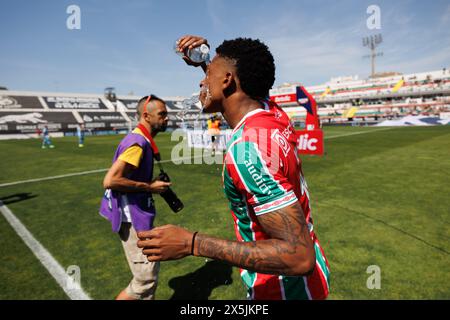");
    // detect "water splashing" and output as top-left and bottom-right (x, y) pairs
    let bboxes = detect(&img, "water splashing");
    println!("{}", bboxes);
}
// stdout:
(176, 94), (201, 121)
(176, 85), (208, 122)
